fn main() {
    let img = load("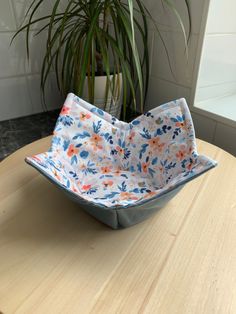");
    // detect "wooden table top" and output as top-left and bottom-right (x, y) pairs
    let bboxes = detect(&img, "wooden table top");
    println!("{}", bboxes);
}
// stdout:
(0, 137), (236, 314)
